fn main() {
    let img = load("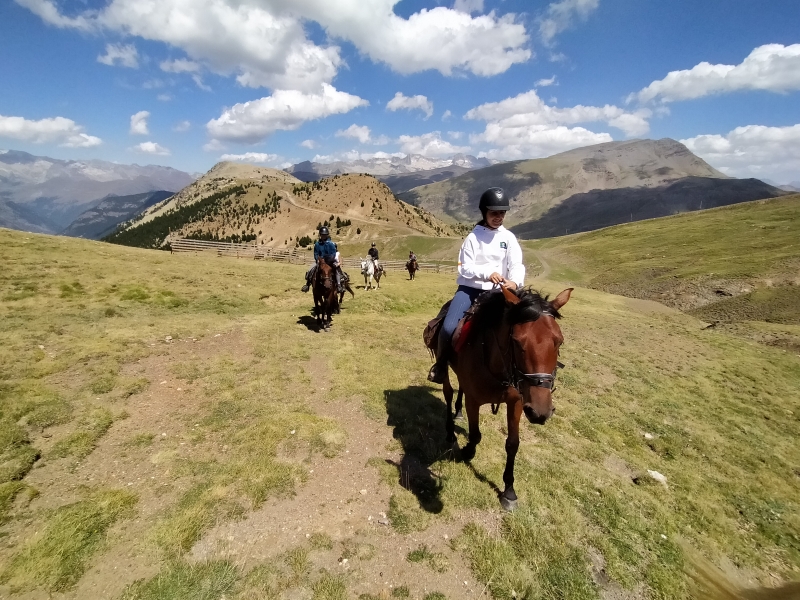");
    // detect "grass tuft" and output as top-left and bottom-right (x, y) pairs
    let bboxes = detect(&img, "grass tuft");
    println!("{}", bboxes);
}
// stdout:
(1, 489), (137, 592)
(120, 560), (238, 600)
